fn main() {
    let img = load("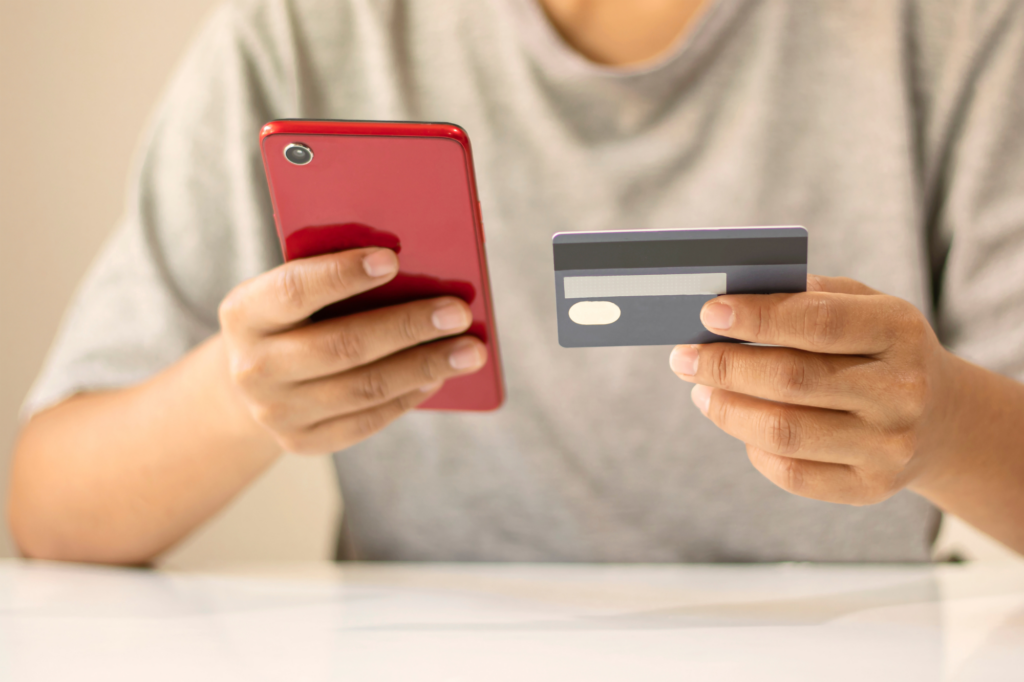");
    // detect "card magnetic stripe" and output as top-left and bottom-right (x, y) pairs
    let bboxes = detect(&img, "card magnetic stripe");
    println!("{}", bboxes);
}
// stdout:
(552, 237), (807, 270)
